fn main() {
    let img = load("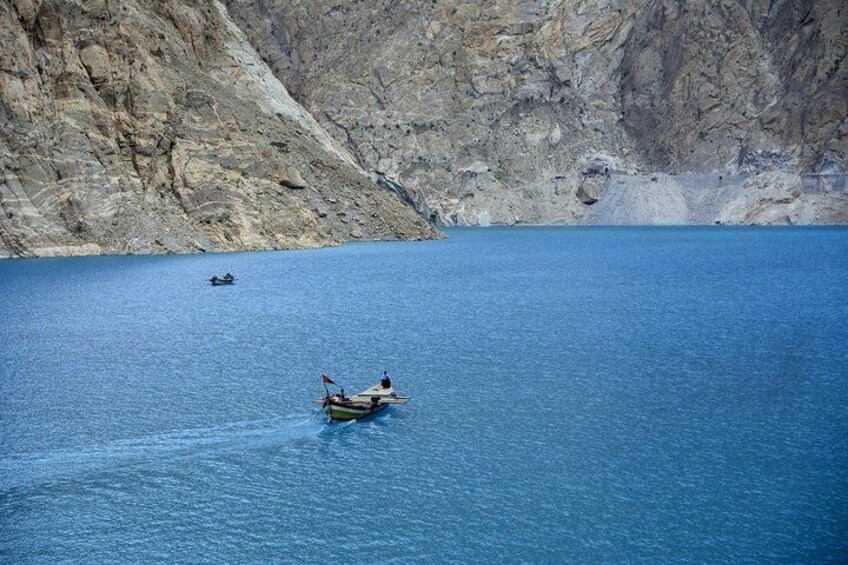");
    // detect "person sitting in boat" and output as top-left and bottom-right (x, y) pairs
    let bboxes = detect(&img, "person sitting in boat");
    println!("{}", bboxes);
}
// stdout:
(381, 371), (392, 389)
(338, 388), (346, 401)
(224, 272), (233, 280)
(211, 275), (218, 283)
